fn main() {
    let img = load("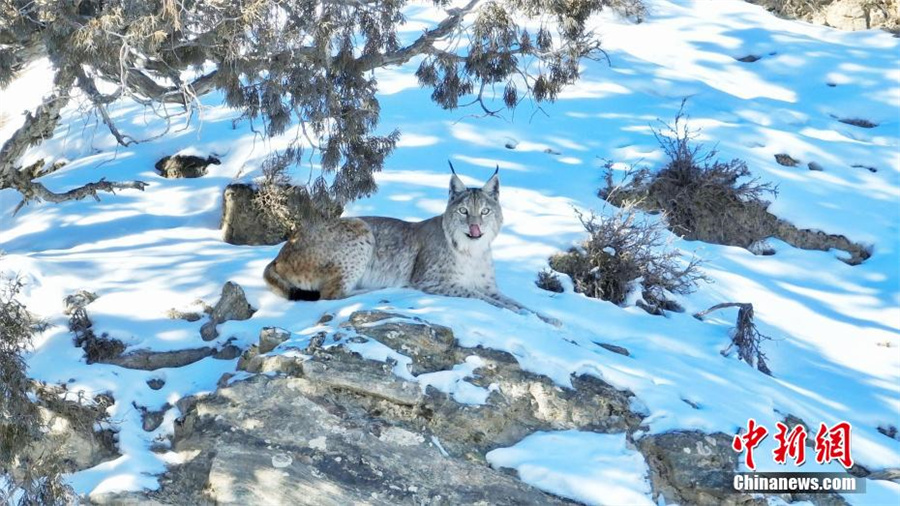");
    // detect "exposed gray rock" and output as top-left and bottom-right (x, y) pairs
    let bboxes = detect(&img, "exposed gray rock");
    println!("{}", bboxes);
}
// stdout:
(237, 347), (305, 376)
(169, 375), (573, 505)
(221, 183), (290, 245)
(259, 326), (291, 354)
(97, 343), (240, 371)
(220, 183), (343, 245)
(29, 387), (119, 476)
(774, 153), (799, 167)
(146, 378), (165, 390)
(343, 311), (456, 374)
(103, 347), (216, 370)
(747, 0), (899, 32)
(154, 155), (219, 178)
(133, 310), (642, 503)
(808, 161), (825, 171)
(638, 431), (757, 506)
(136, 403), (171, 432)
(126, 310), (824, 505)
(301, 349), (424, 406)
(200, 281), (256, 341)
(597, 342), (631, 357)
